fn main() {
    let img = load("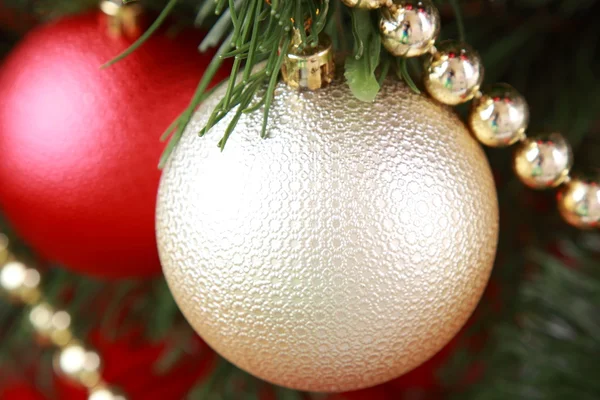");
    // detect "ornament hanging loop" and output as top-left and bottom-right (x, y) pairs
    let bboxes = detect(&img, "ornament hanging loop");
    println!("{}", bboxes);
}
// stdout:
(99, 0), (144, 39)
(281, 28), (335, 91)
